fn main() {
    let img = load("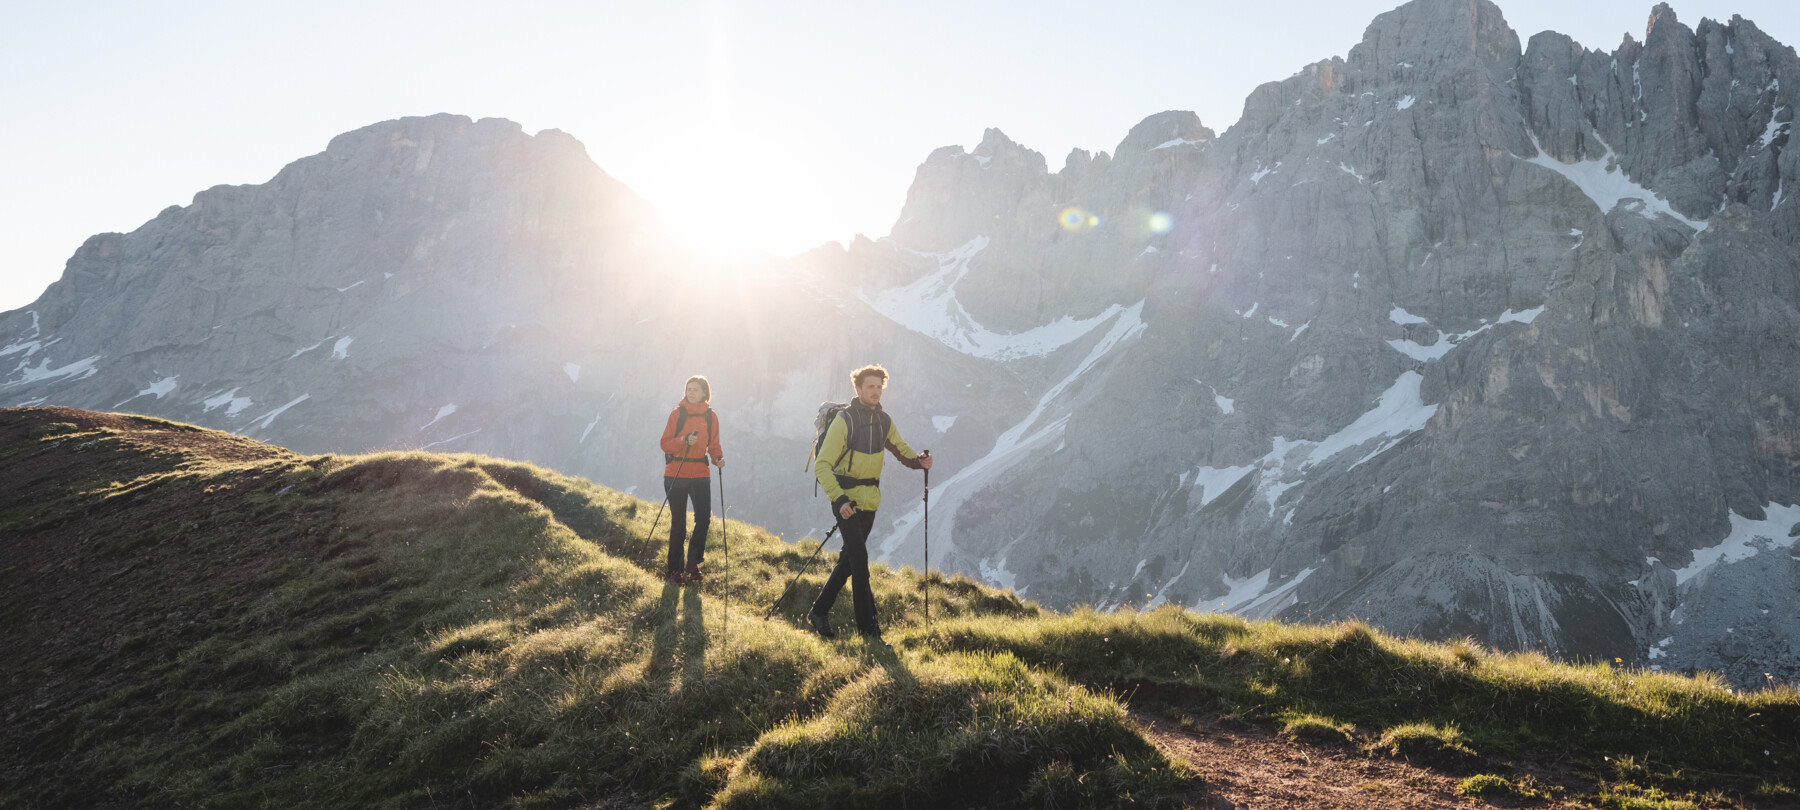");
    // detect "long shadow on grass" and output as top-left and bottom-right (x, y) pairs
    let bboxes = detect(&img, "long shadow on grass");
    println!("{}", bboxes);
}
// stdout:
(864, 639), (916, 686)
(681, 587), (709, 688)
(647, 584), (712, 693)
